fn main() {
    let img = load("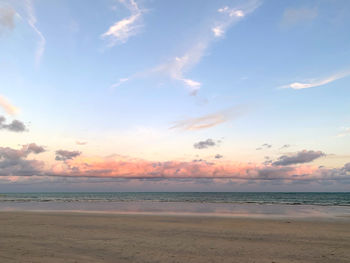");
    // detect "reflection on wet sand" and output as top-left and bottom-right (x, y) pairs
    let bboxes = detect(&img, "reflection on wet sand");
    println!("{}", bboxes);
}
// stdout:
(0, 201), (349, 220)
